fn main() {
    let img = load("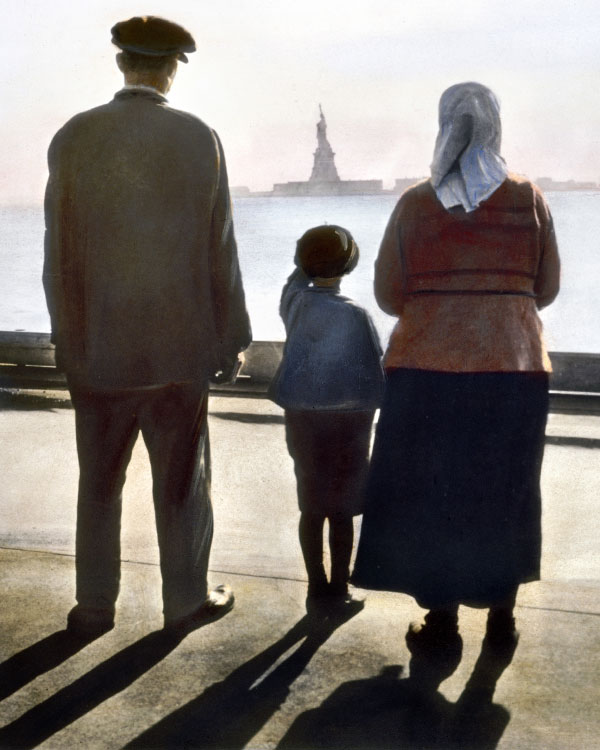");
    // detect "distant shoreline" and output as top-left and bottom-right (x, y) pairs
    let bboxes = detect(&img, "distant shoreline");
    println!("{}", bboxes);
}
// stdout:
(3, 184), (600, 208)
(230, 179), (600, 198)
